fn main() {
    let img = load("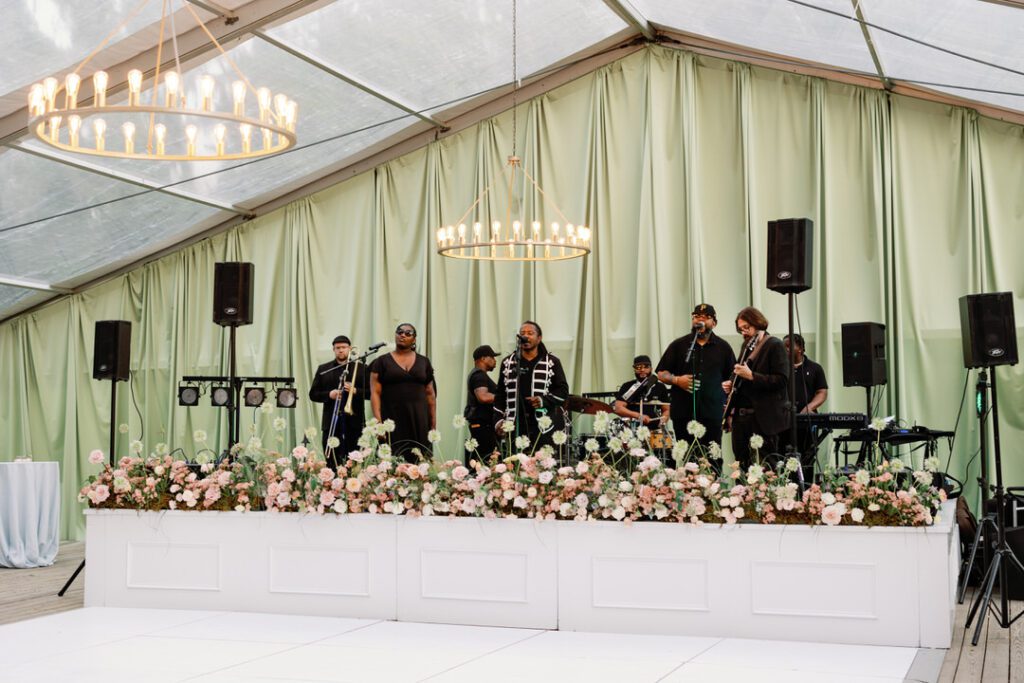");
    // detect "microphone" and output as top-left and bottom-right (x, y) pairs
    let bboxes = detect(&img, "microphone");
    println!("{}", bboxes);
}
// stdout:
(516, 334), (528, 344)
(367, 341), (387, 351)
(692, 321), (706, 332)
